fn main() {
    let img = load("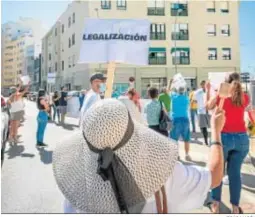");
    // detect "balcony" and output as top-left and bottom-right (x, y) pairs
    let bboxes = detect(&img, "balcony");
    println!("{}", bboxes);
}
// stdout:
(171, 4), (188, 16)
(149, 57), (166, 65)
(150, 32), (166, 40)
(171, 31), (189, 40)
(147, 7), (165, 16)
(172, 57), (190, 65)
(223, 55), (231, 60)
